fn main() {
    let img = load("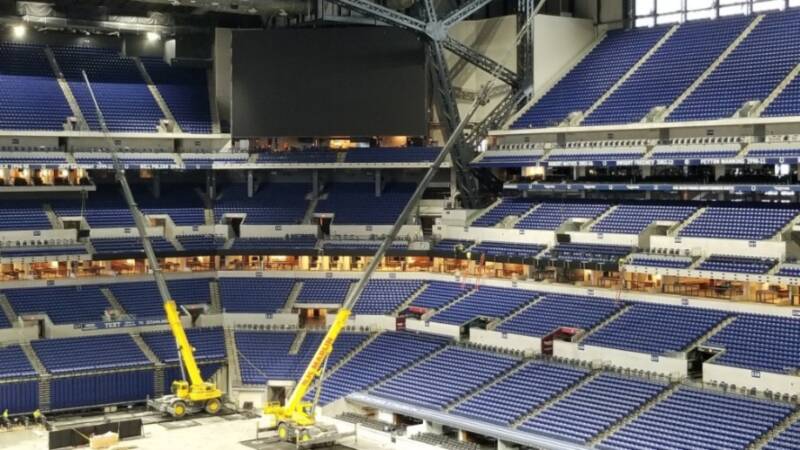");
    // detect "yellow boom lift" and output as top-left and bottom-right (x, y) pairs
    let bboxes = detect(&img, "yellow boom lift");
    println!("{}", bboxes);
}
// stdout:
(81, 69), (223, 419)
(261, 86), (488, 445)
